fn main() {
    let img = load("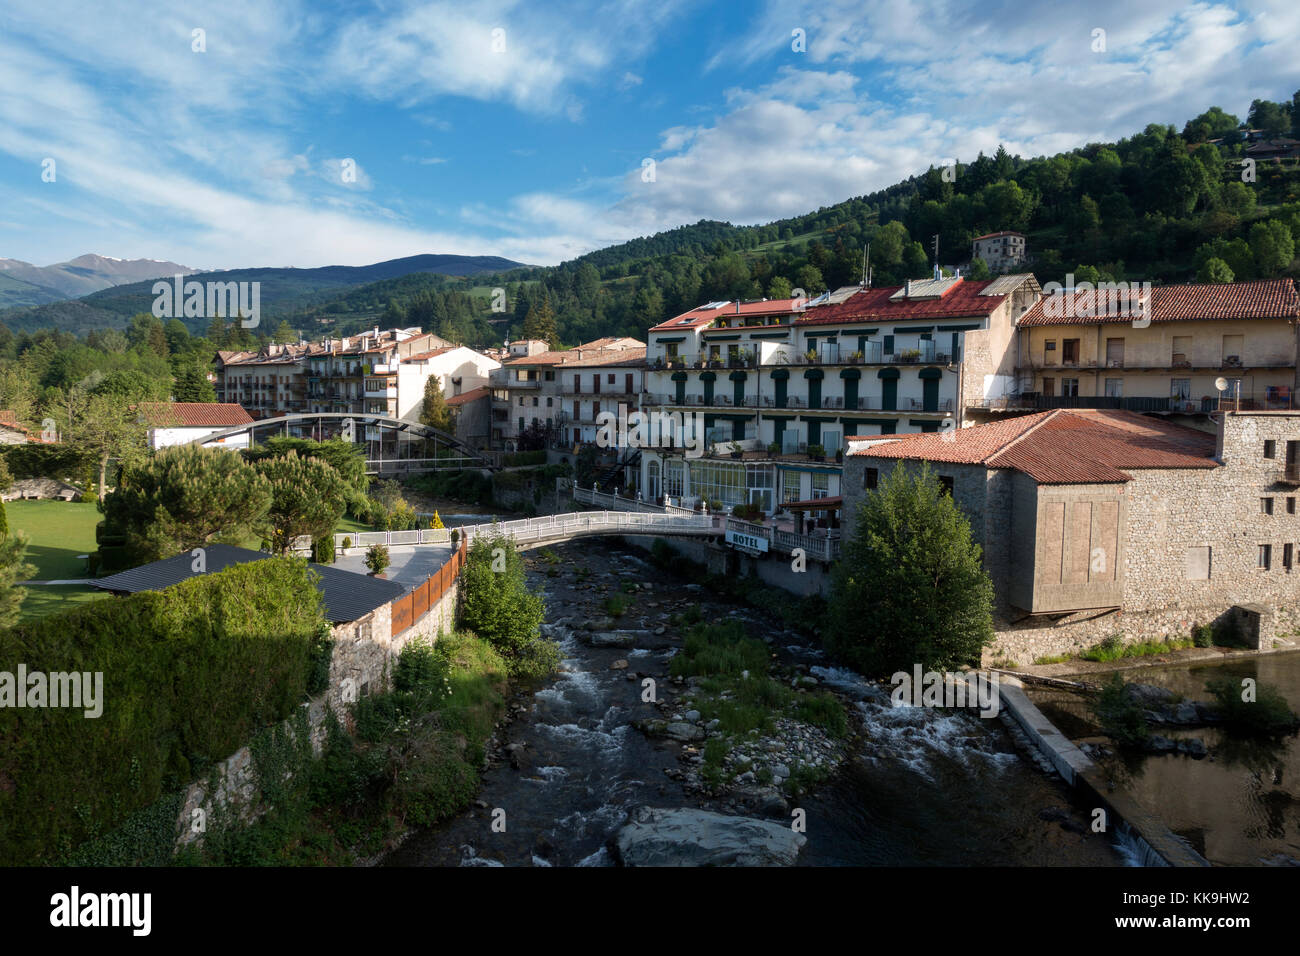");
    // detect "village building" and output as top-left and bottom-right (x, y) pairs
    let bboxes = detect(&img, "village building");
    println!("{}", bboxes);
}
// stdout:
(971, 231), (1027, 272)
(136, 402), (254, 450)
(999, 278), (1299, 424)
(841, 407), (1300, 664)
